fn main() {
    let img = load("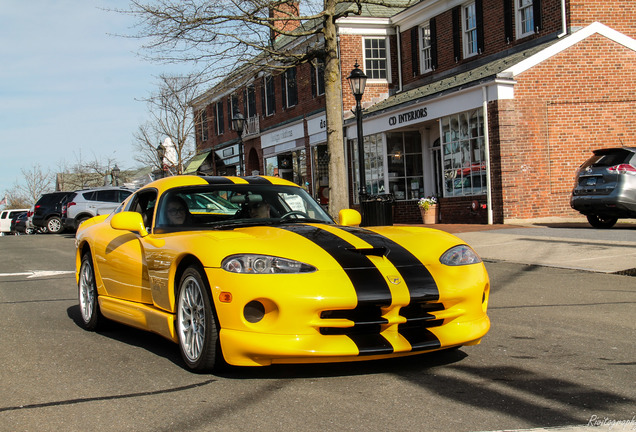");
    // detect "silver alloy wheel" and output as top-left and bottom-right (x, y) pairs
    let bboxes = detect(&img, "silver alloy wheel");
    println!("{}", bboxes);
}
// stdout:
(48, 217), (61, 233)
(79, 259), (95, 323)
(177, 275), (206, 362)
